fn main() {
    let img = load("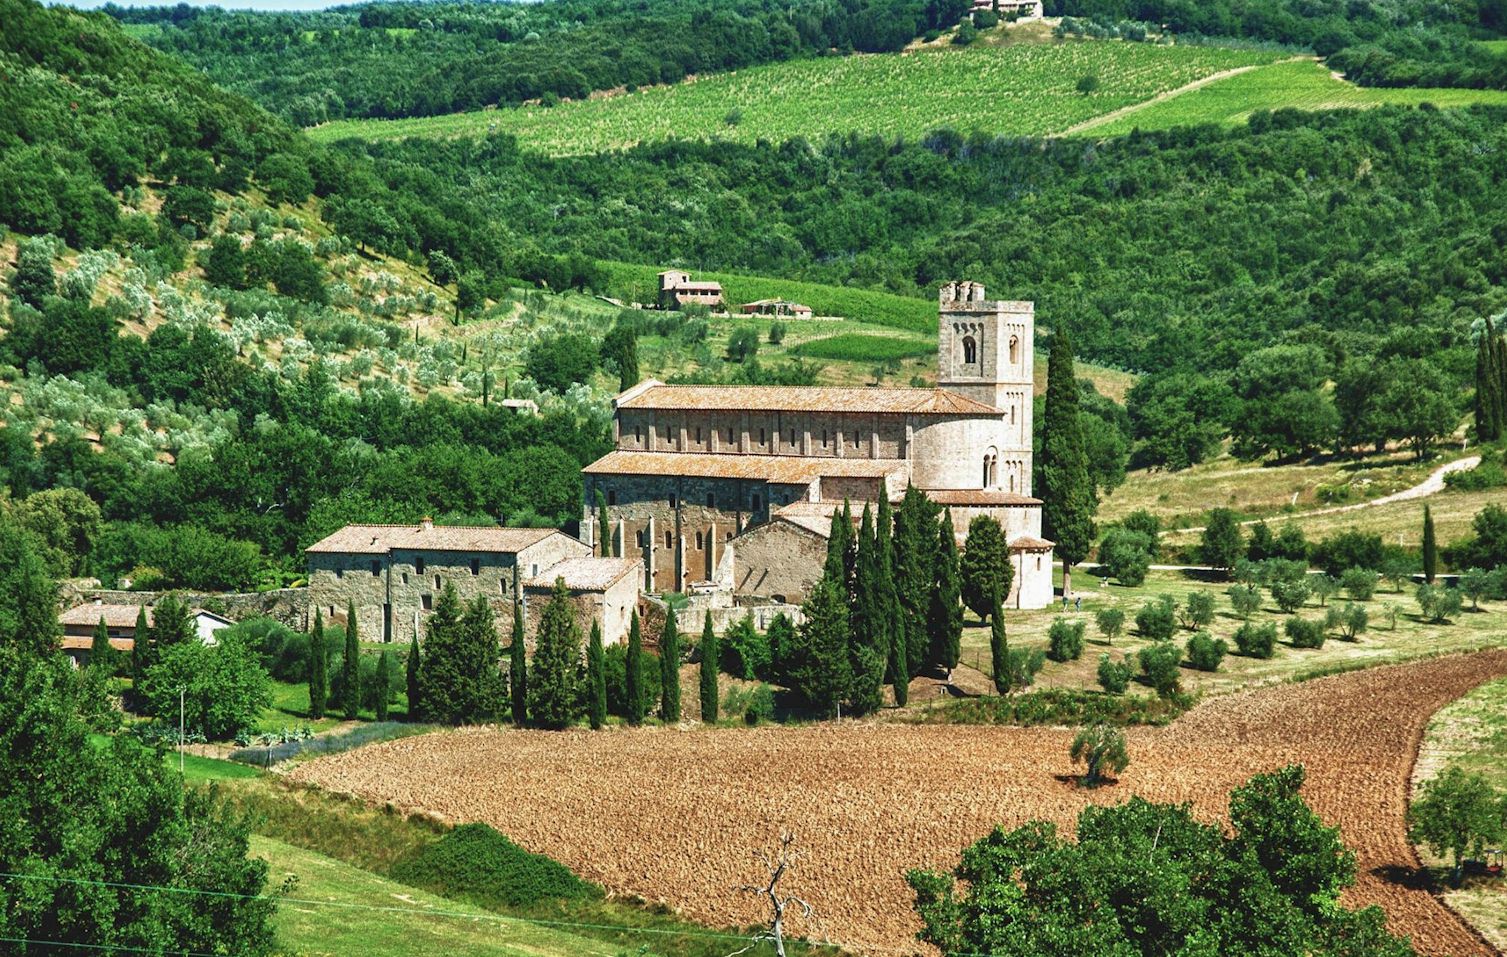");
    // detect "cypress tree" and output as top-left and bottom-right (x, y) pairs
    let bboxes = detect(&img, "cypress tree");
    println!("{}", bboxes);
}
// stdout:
(405, 632), (421, 721)
(847, 505), (885, 715)
(659, 606), (681, 722)
(698, 615), (719, 724)
(528, 579), (583, 730)
(1423, 505), (1438, 584)
(619, 334), (640, 391)
(1040, 329), (1097, 600)
(374, 651), (392, 722)
(1474, 323), (1500, 442)
(149, 594), (195, 649)
(874, 498), (905, 707)
(787, 579), (851, 719)
(308, 607), (328, 720)
(929, 509), (964, 680)
(596, 490), (613, 557)
(416, 584), (465, 723)
(990, 591), (1009, 695)
(341, 600), (360, 720)
(890, 486), (937, 679)
(1495, 329), (1507, 430)
(130, 605), (152, 684)
(510, 588), (527, 727)
(89, 616), (115, 676)
(626, 611), (644, 726)
(823, 499), (855, 593)
(587, 619), (607, 730)
(459, 595), (502, 722)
